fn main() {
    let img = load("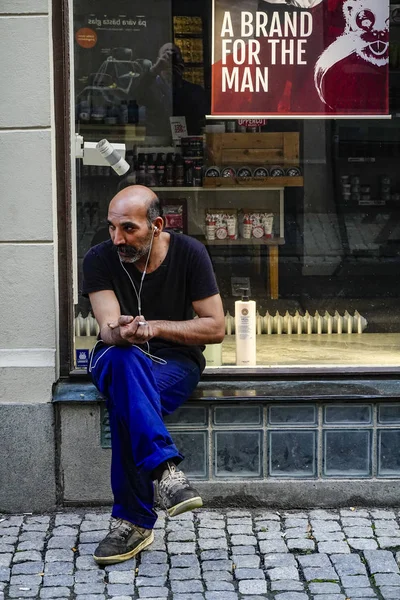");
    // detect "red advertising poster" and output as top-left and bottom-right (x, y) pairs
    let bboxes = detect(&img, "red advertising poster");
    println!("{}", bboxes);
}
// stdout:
(211, 0), (389, 117)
